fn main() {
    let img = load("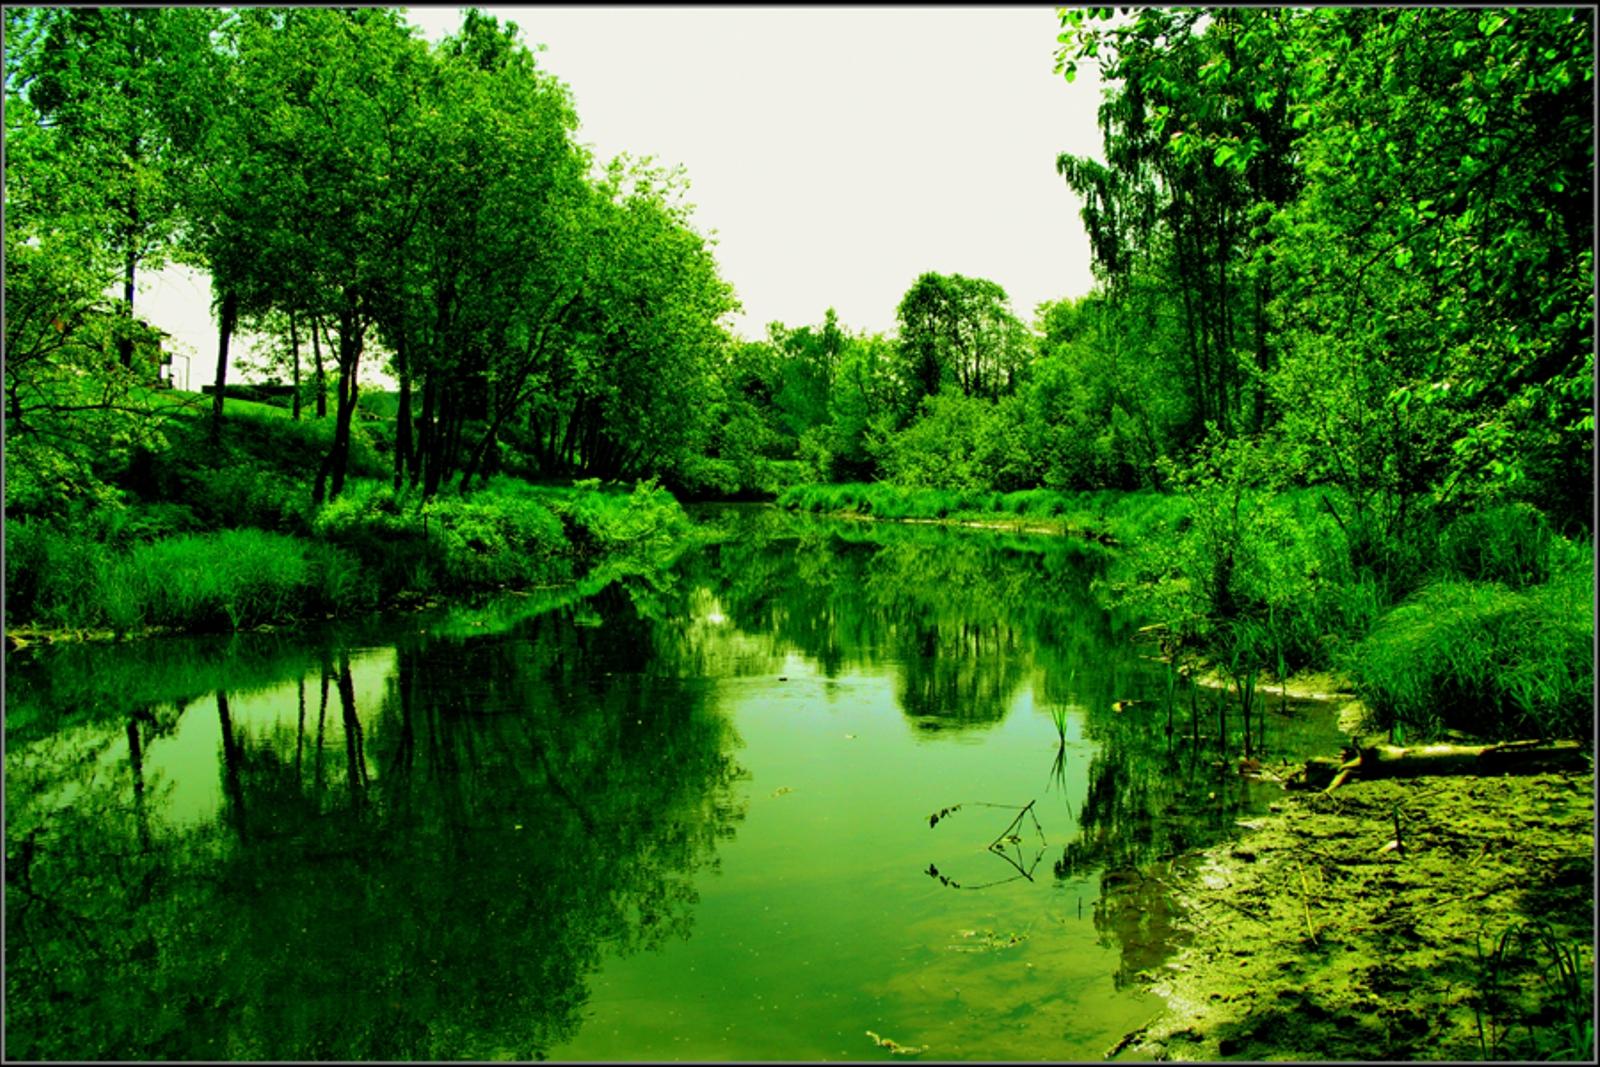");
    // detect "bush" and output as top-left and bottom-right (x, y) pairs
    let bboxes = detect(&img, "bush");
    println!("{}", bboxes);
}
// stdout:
(526, 477), (689, 563)
(875, 393), (1033, 492)
(1437, 503), (1558, 588)
(1350, 572), (1594, 741)
(423, 493), (572, 588)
